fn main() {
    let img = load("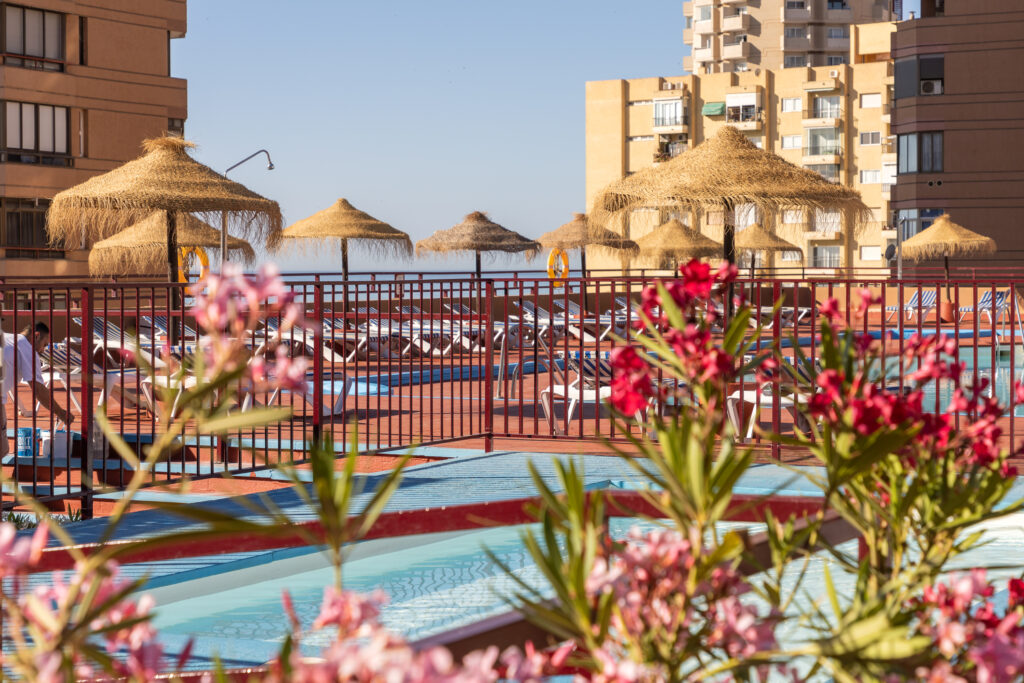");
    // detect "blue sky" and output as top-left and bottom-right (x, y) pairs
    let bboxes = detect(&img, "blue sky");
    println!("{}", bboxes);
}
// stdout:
(172, 0), (919, 273)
